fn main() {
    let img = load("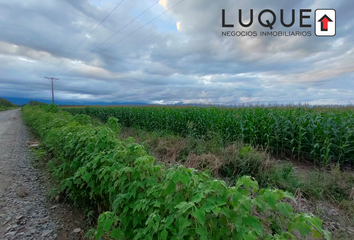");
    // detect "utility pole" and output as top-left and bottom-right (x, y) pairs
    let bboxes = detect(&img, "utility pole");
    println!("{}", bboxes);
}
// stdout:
(45, 77), (59, 104)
